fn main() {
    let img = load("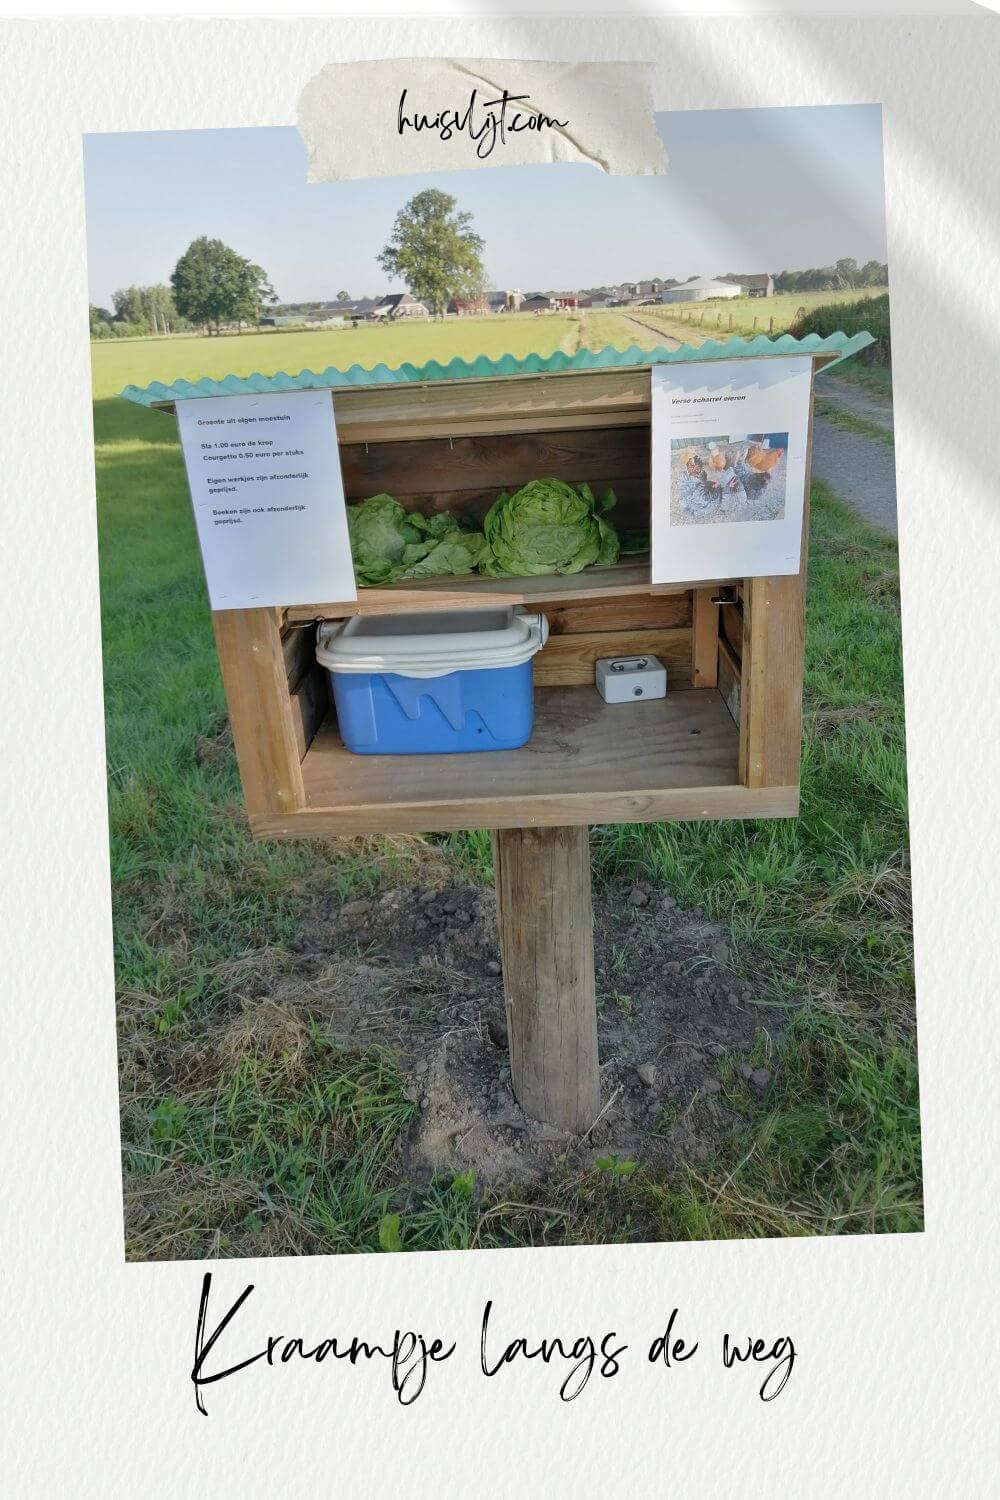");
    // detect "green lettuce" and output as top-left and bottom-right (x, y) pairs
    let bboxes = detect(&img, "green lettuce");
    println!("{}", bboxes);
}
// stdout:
(347, 494), (485, 586)
(479, 479), (621, 577)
